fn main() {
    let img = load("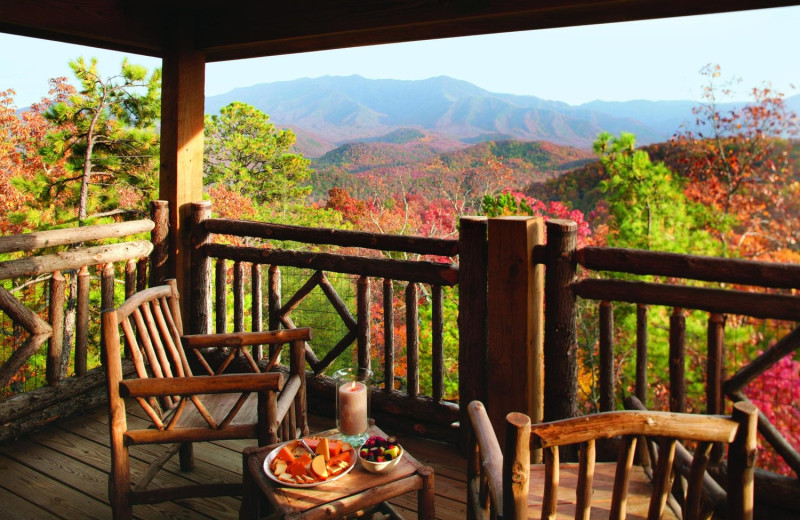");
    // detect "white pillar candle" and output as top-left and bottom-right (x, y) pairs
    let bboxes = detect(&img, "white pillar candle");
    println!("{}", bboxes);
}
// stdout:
(338, 381), (368, 435)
